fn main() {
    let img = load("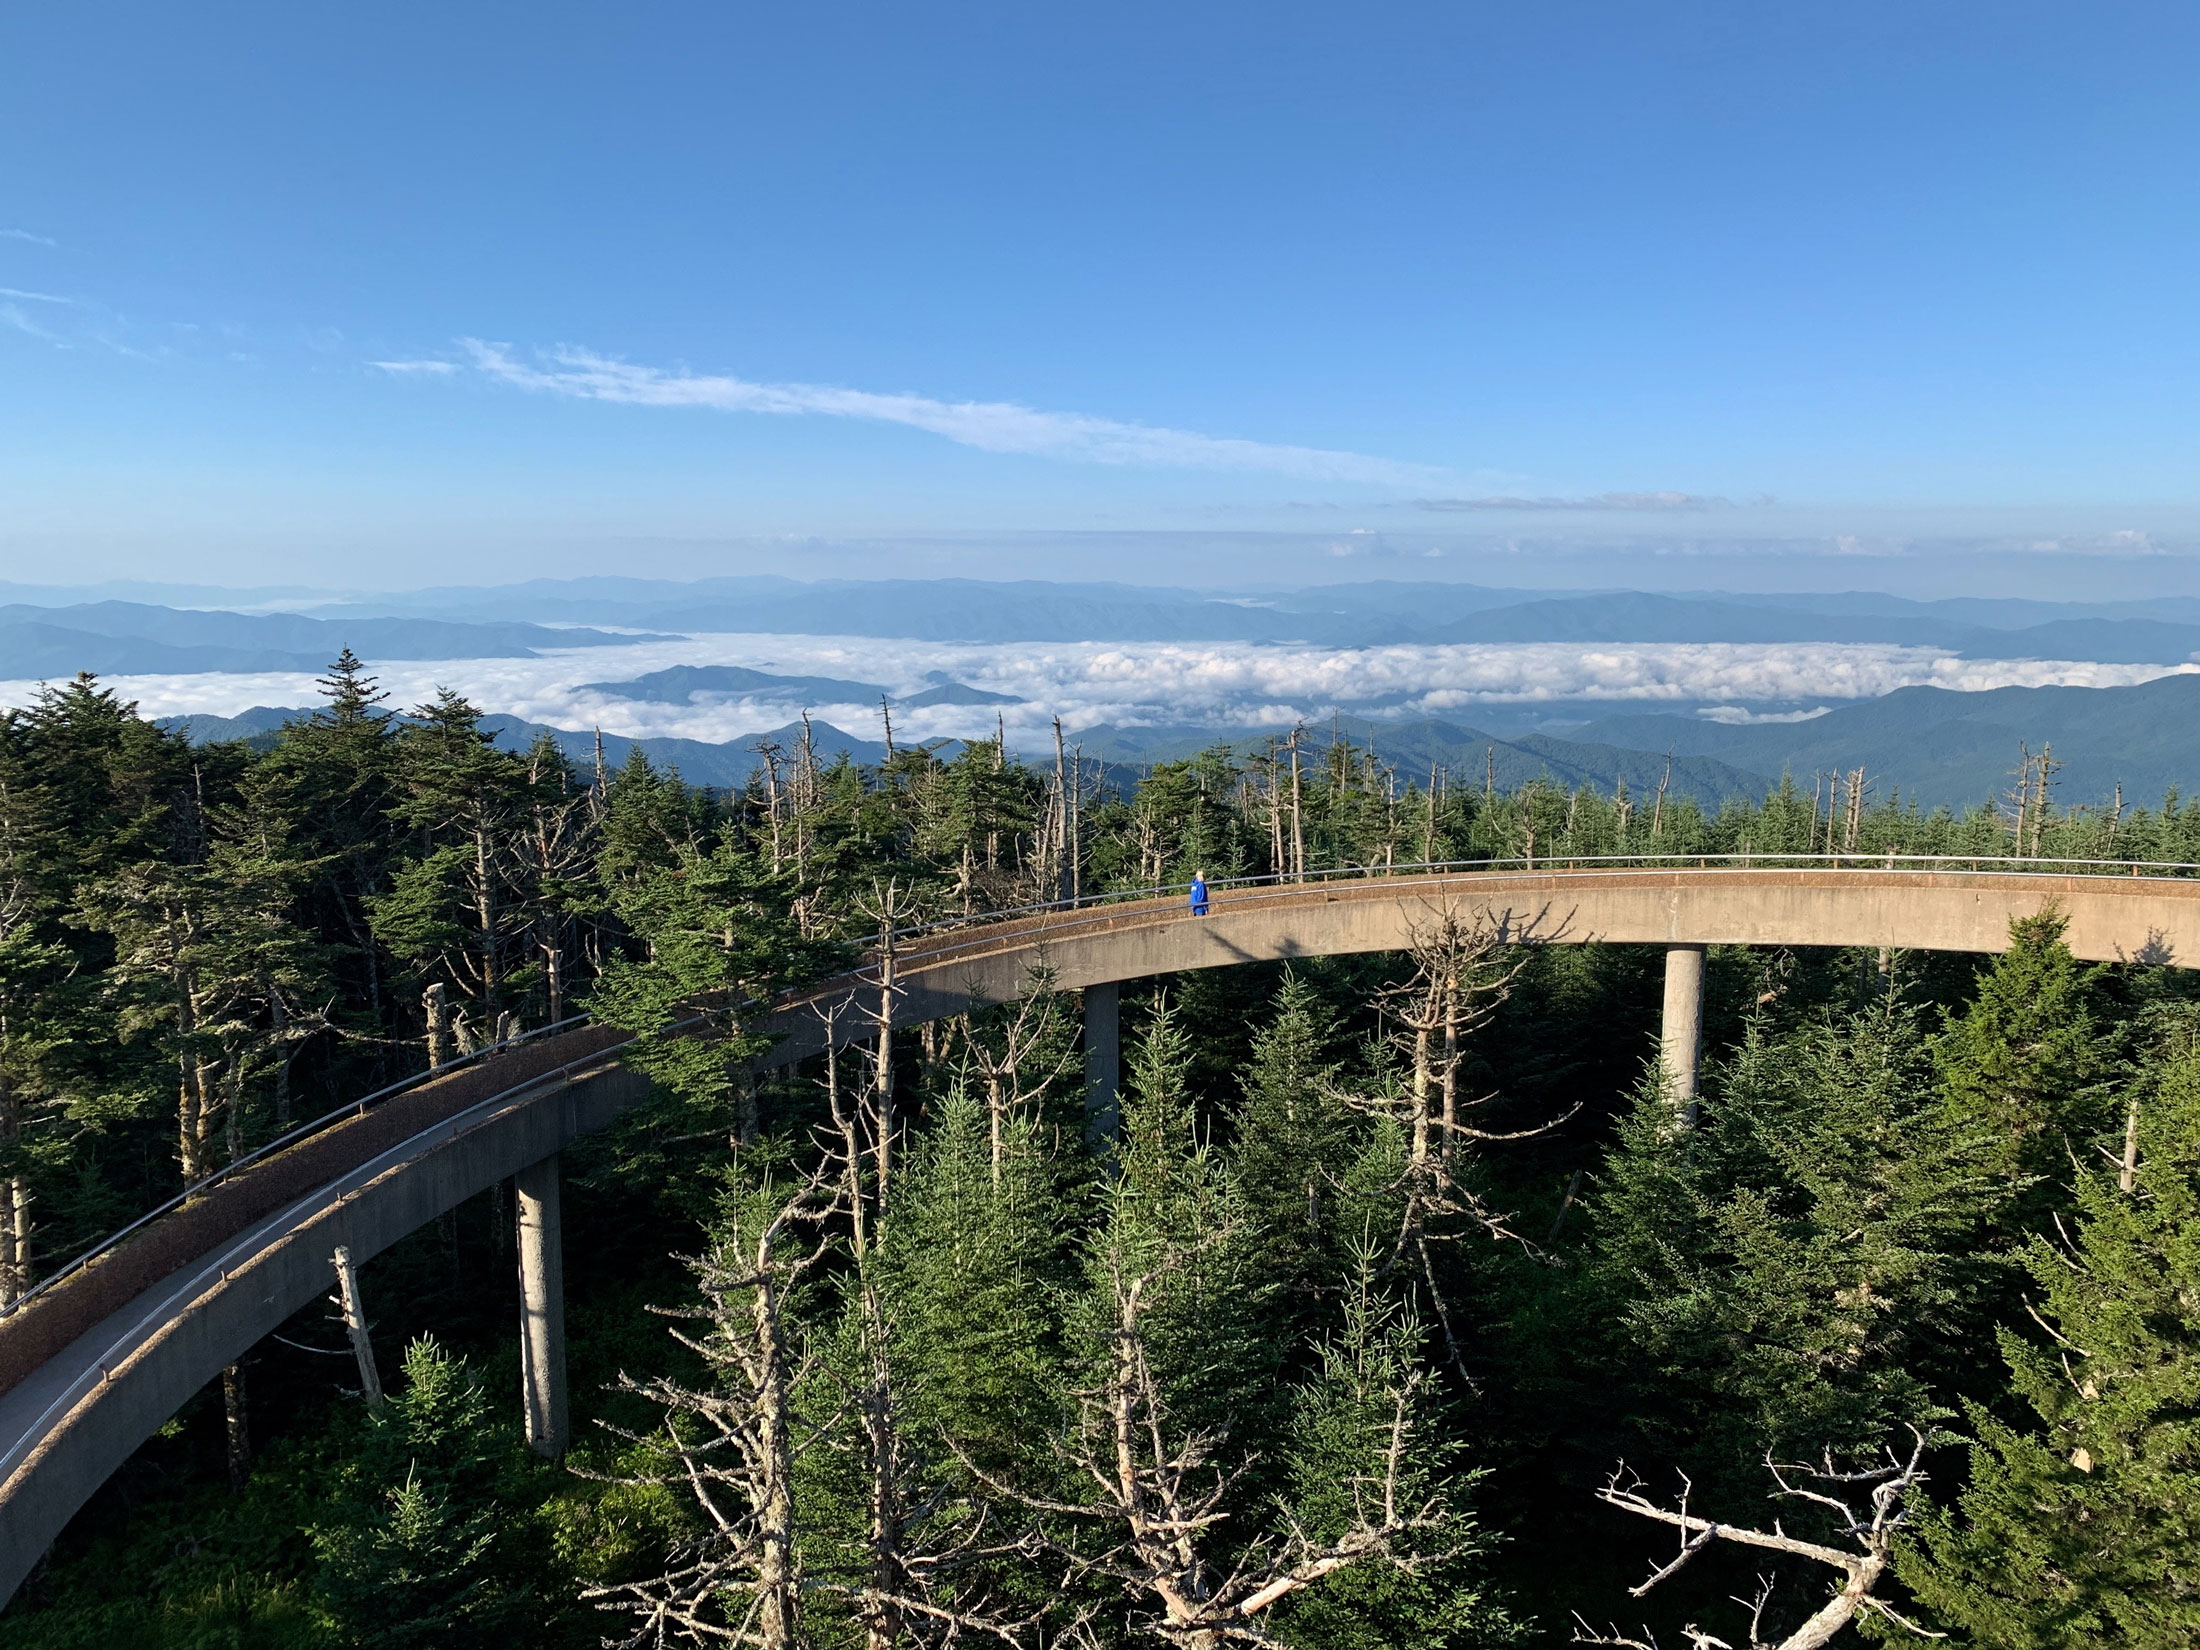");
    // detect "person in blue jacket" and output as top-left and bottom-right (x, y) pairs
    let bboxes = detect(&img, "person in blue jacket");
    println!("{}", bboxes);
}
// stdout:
(1189, 869), (1211, 916)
